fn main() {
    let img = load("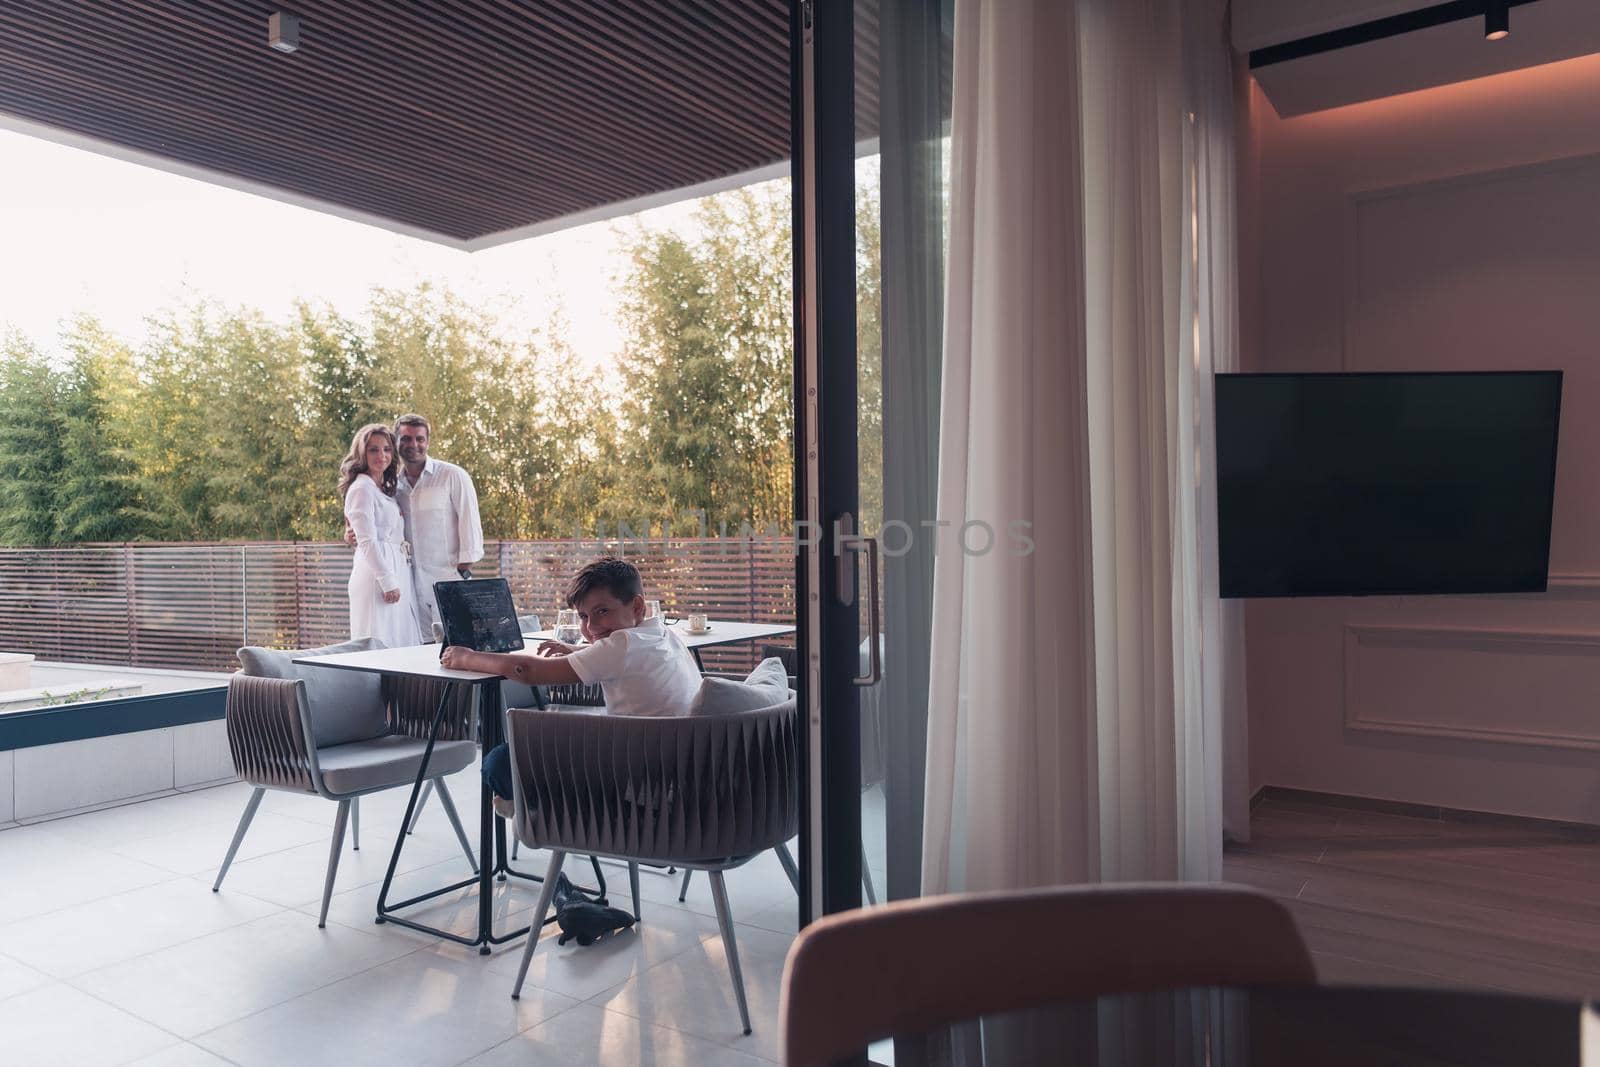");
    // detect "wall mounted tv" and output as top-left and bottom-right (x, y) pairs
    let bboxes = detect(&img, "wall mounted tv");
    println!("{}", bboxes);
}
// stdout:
(1215, 371), (1562, 599)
